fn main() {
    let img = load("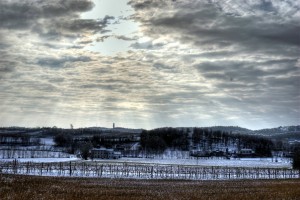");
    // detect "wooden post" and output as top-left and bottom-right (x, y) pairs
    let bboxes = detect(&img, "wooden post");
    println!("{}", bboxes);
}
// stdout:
(69, 161), (72, 176)
(151, 166), (153, 178)
(40, 162), (43, 175)
(13, 159), (17, 174)
(59, 162), (62, 176)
